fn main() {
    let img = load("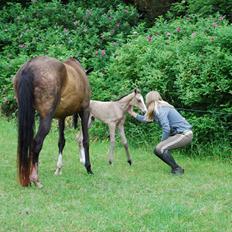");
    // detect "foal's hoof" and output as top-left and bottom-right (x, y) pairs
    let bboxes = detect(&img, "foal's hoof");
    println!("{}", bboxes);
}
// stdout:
(128, 160), (132, 166)
(54, 168), (62, 176)
(109, 160), (112, 165)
